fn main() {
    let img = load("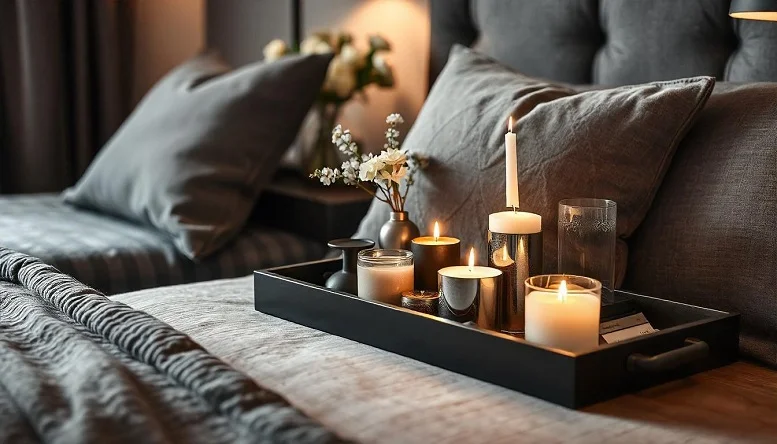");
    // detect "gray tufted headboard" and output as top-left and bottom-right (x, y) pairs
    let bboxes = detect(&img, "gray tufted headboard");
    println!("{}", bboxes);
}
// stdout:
(429, 0), (777, 86)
